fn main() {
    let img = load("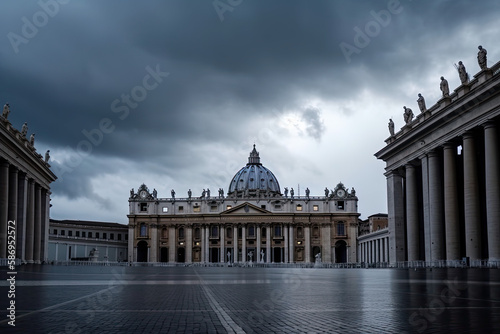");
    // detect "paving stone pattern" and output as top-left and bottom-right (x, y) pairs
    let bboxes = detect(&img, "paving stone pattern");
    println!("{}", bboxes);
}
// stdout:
(1, 266), (499, 333)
